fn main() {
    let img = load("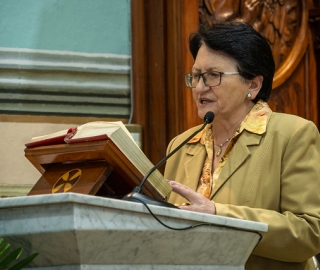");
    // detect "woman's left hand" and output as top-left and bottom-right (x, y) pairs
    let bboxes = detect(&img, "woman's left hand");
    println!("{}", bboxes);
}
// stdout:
(167, 180), (216, 215)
